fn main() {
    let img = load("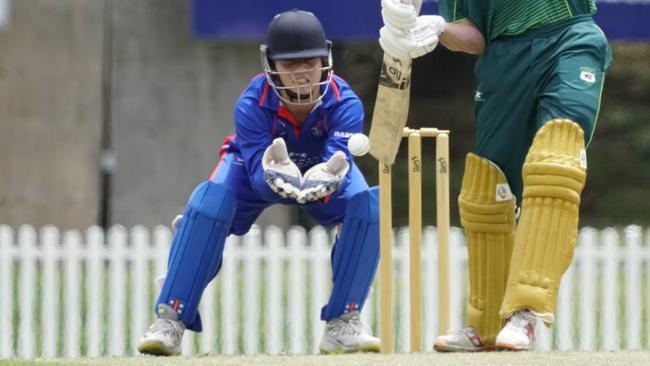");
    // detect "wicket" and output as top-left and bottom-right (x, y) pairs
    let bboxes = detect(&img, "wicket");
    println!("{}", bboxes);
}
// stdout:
(378, 127), (450, 353)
